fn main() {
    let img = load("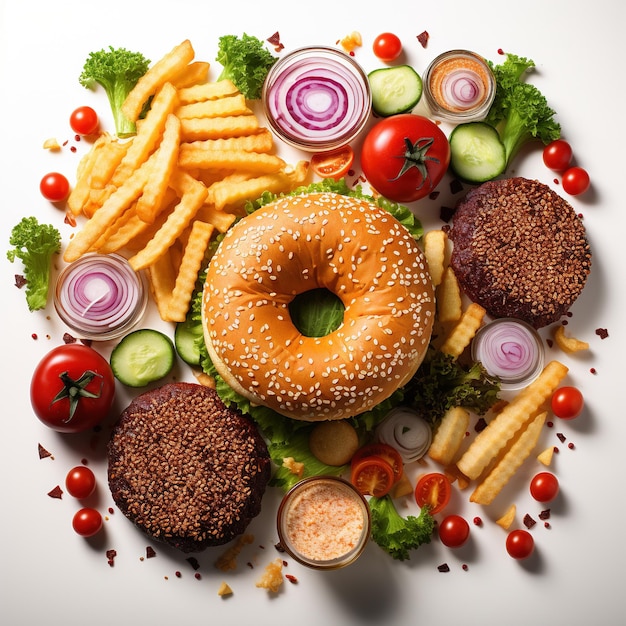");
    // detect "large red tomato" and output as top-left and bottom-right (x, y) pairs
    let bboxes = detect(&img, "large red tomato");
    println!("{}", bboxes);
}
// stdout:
(361, 114), (450, 203)
(30, 344), (115, 433)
